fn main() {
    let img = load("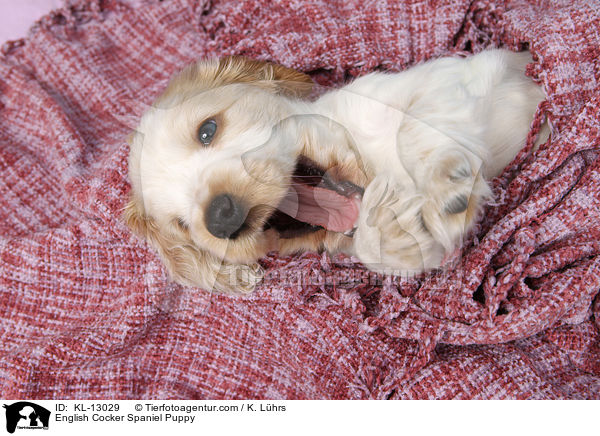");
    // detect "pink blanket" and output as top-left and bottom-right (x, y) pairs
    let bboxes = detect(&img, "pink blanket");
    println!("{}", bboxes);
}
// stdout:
(0, 0), (598, 399)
